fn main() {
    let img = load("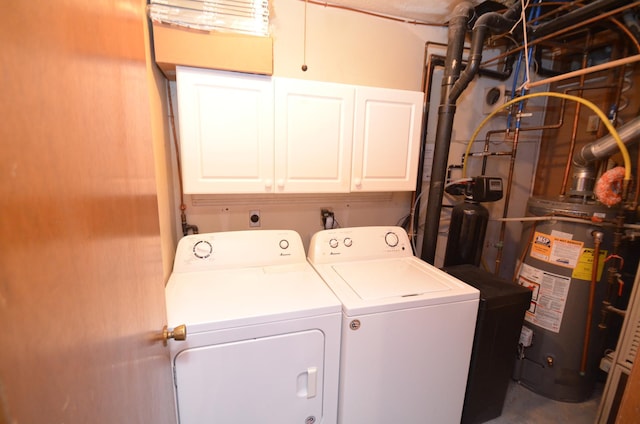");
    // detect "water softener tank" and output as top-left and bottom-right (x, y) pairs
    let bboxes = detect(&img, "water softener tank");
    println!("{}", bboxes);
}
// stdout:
(444, 201), (489, 267)
(513, 197), (617, 402)
(443, 176), (503, 267)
